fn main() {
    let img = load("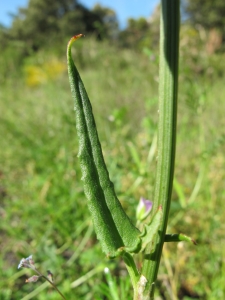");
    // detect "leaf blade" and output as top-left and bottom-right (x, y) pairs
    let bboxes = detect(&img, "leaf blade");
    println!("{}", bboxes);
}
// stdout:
(67, 35), (141, 256)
